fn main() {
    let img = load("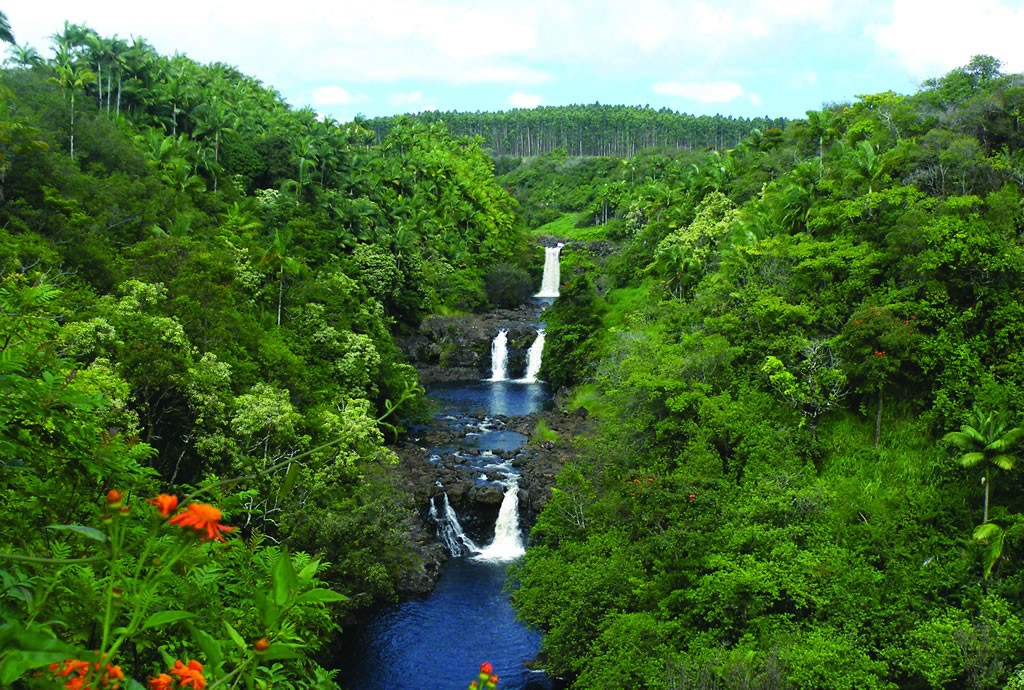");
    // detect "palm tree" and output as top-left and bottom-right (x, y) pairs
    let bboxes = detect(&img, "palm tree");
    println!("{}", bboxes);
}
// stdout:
(944, 406), (1022, 523)
(259, 228), (304, 326)
(0, 11), (15, 45)
(50, 44), (97, 160)
(6, 43), (42, 68)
